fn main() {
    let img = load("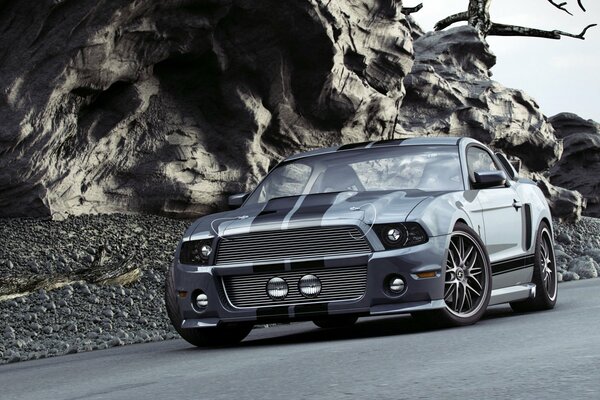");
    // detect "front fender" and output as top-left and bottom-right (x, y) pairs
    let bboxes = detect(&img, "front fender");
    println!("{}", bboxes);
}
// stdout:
(405, 193), (474, 237)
